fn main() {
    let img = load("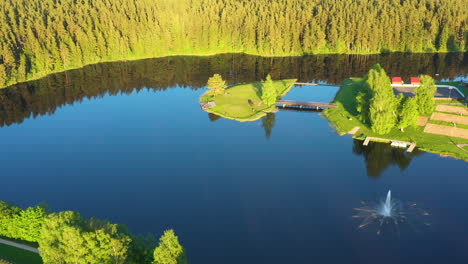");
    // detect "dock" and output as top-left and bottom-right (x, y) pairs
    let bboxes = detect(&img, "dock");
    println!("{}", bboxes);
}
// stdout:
(363, 136), (416, 152)
(276, 100), (337, 110)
